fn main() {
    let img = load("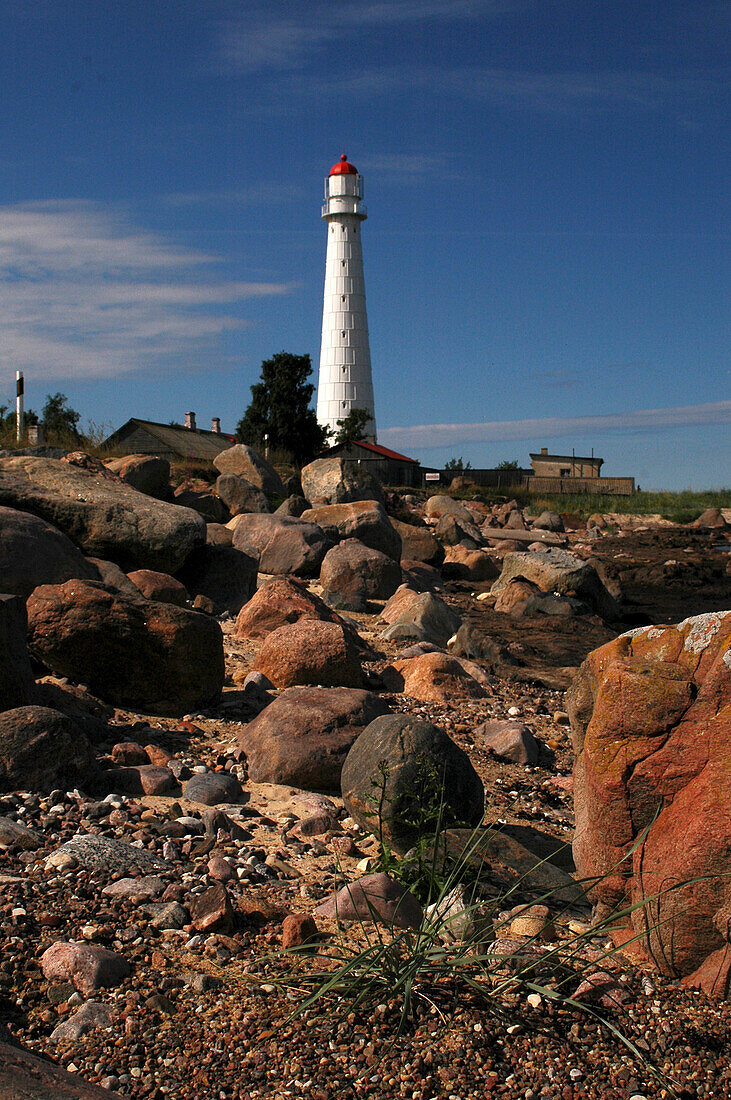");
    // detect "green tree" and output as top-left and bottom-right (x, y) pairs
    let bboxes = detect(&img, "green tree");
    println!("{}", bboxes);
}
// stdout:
(0, 401), (38, 445)
(495, 458), (519, 470)
(334, 407), (372, 445)
(41, 393), (82, 443)
(236, 352), (329, 464)
(444, 456), (472, 472)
